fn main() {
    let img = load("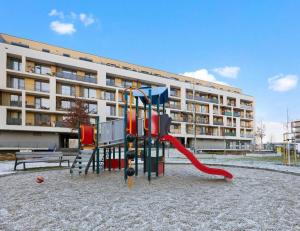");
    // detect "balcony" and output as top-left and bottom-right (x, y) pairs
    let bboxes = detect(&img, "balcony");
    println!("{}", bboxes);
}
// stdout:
(240, 105), (253, 110)
(213, 121), (224, 125)
(233, 112), (241, 117)
(223, 112), (232, 116)
(57, 72), (97, 84)
(241, 134), (254, 138)
(169, 104), (181, 110)
(55, 121), (69, 128)
(224, 132), (236, 136)
(7, 118), (22, 125)
(194, 96), (218, 104)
